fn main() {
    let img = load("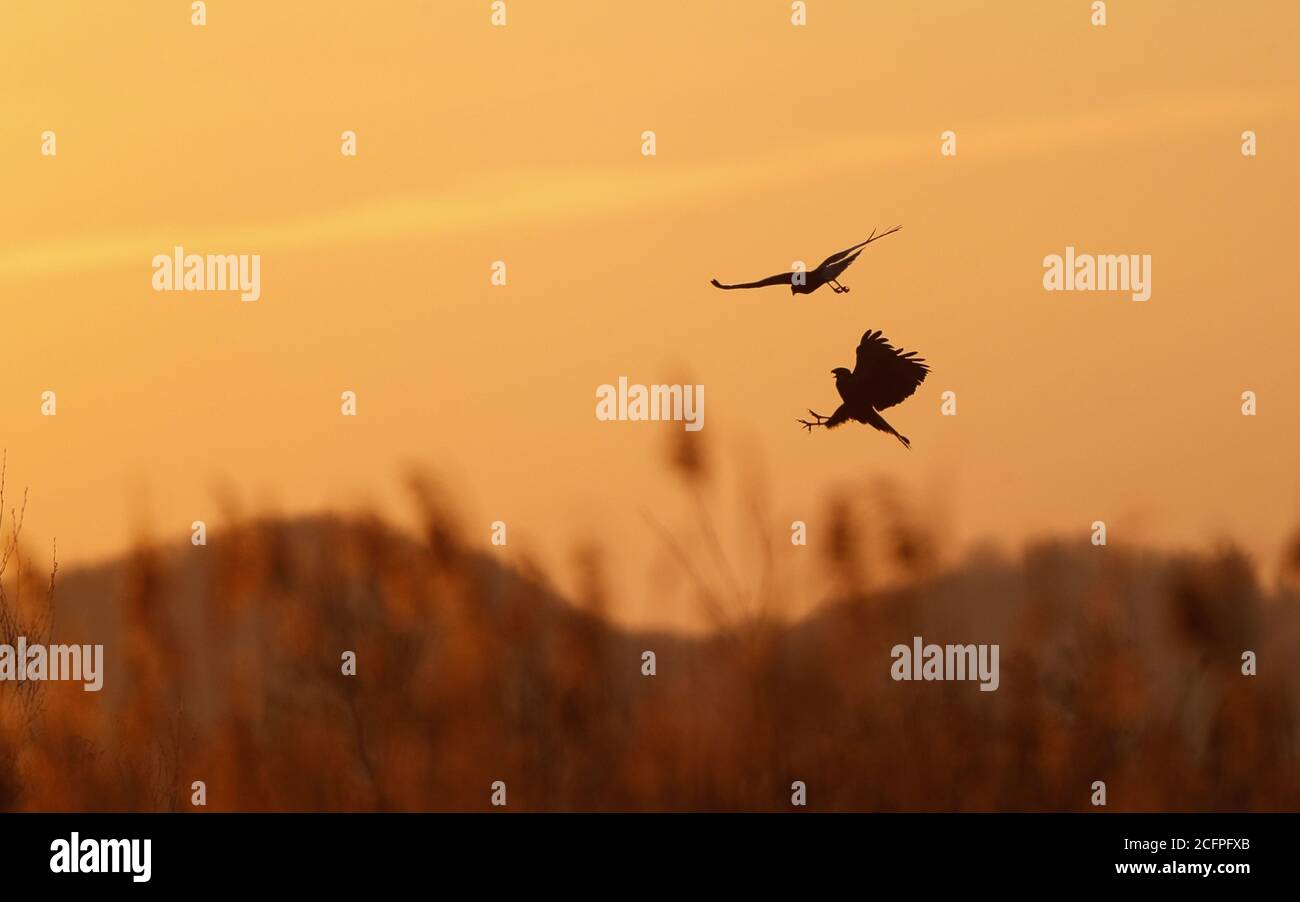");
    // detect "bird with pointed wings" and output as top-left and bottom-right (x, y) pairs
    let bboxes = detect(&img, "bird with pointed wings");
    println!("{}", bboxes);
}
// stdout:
(797, 329), (930, 448)
(710, 225), (901, 295)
